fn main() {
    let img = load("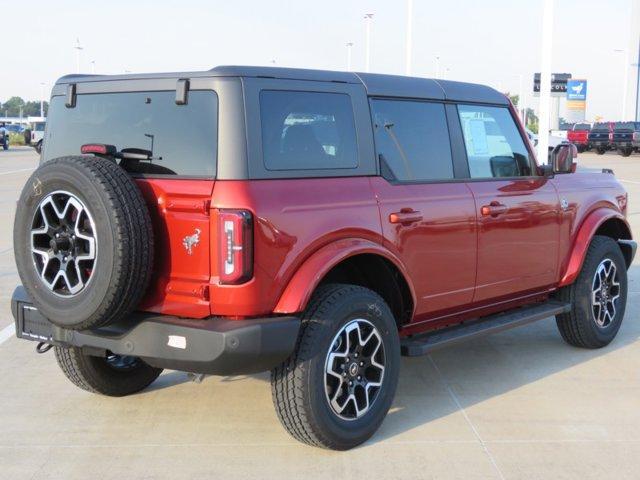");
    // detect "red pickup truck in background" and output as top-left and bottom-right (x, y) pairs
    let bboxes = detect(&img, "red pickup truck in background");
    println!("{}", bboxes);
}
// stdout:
(567, 122), (592, 153)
